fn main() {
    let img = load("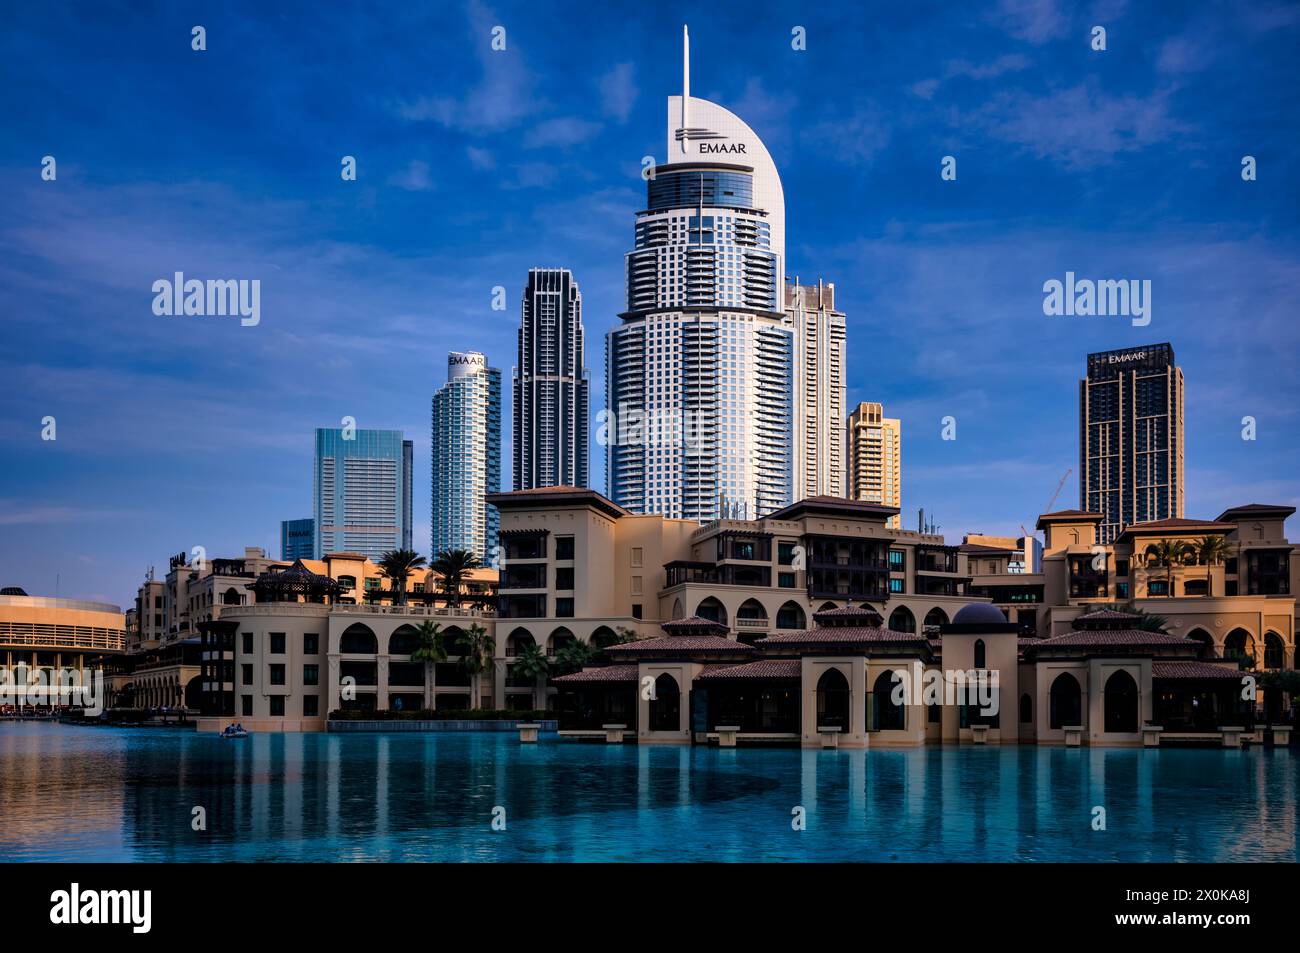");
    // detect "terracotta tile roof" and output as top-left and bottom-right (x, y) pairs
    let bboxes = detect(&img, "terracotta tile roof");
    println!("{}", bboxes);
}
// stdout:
(1036, 509), (1102, 529)
(695, 659), (802, 681)
(757, 626), (930, 648)
(1074, 608), (1142, 622)
(660, 615), (729, 634)
(606, 634), (753, 655)
(1037, 629), (1195, 648)
(550, 664), (639, 684)
(1216, 503), (1296, 521)
(1120, 517), (1233, 536)
(1152, 660), (1244, 680)
(812, 604), (884, 623)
